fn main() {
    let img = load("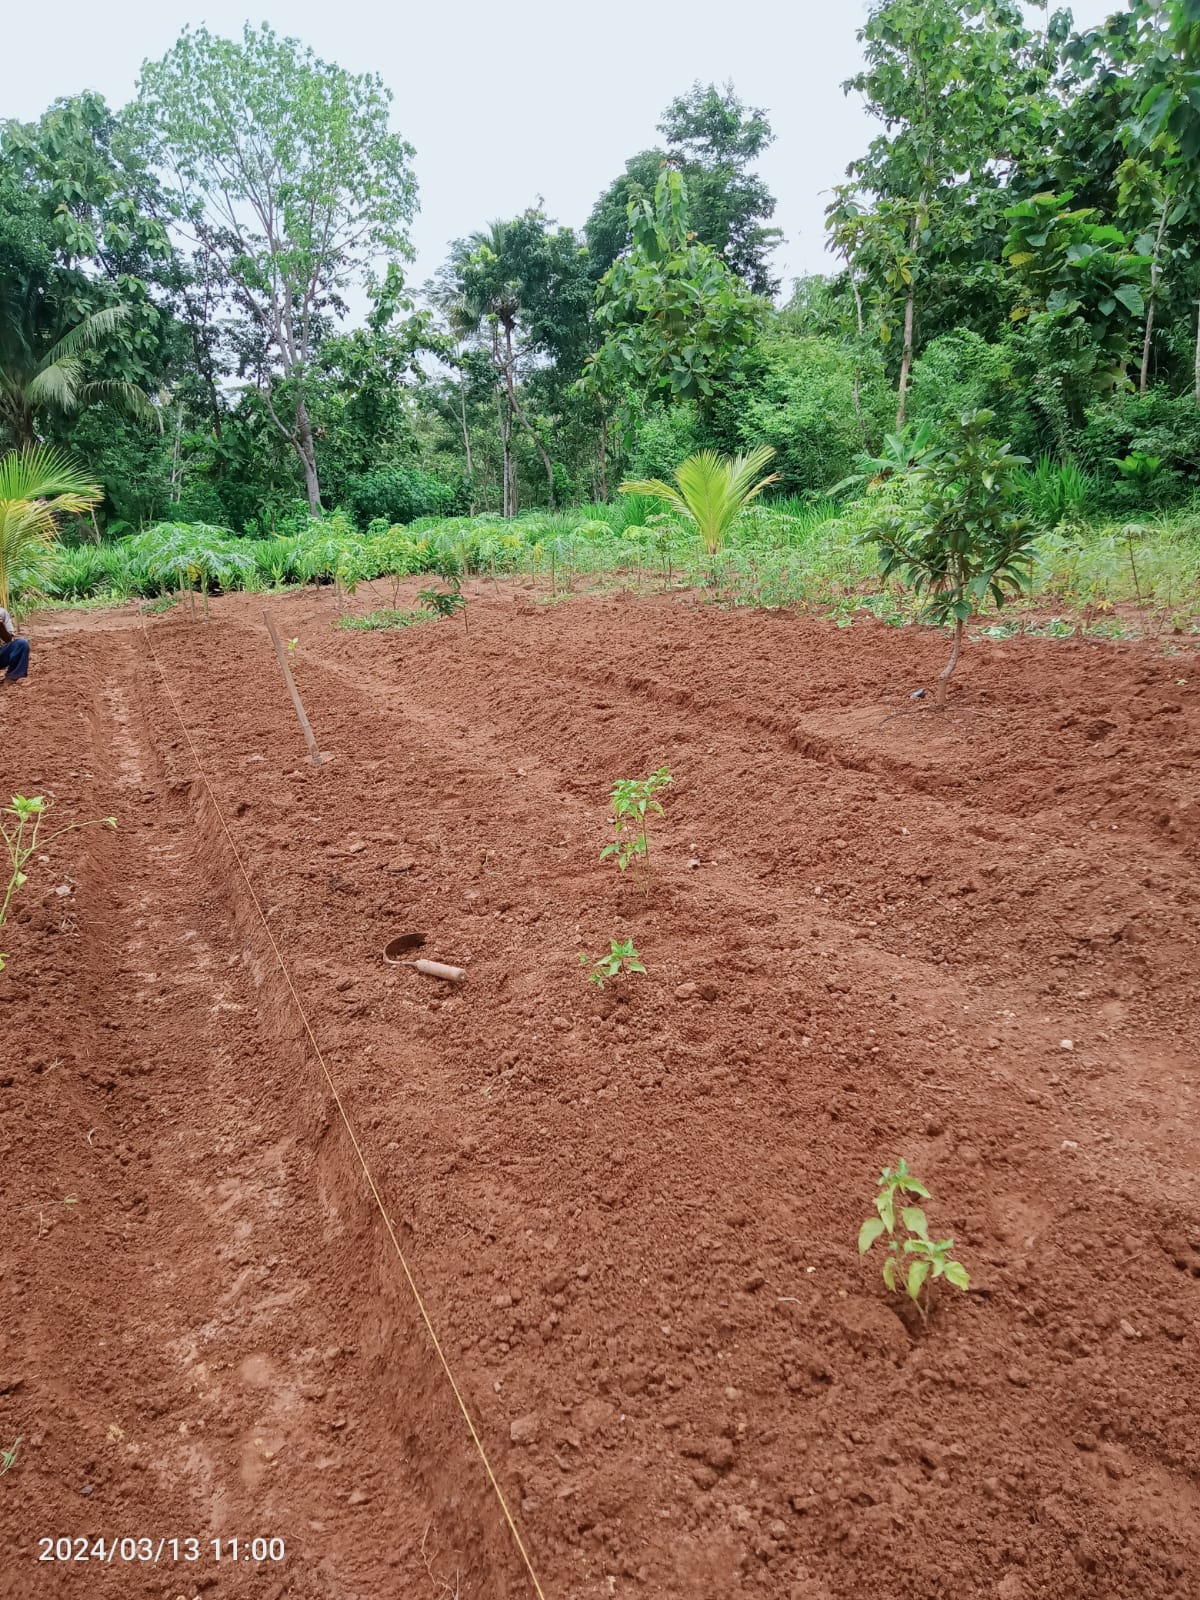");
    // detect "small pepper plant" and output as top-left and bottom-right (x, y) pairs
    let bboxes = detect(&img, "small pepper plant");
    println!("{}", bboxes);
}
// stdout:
(858, 1159), (969, 1321)
(600, 766), (672, 879)
(579, 938), (646, 988)
(1, 795), (117, 971)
